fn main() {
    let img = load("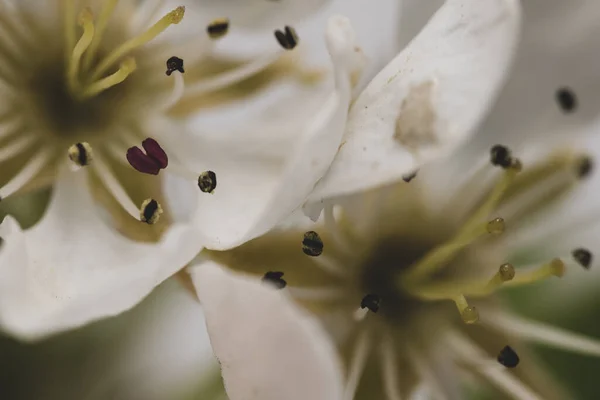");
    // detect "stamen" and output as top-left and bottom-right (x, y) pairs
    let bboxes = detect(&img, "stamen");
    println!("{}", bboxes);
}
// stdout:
(140, 198), (163, 224)
(82, 0), (118, 71)
(453, 295), (479, 324)
(206, 18), (230, 39)
(0, 149), (51, 200)
(556, 87), (577, 113)
(576, 156), (593, 178)
(503, 258), (565, 288)
(401, 217), (505, 286)
(91, 6), (185, 81)
(67, 8), (95, 94)
(62, 0), (77, 61)
(68, 142), (93, 167)
(490, 145), (512, 169)
(165, 56), (184, 76)
(161, 70), (185, 111)
(412, 263), (515, 301)
(183, 53), (281, 98)
(497, 345), (520, 368)
(0, 134), (35, 163)
(572, 248), (593, 269)
(80, 57), (137, 99)
(93, 155), (140, 220)
(379, 333), (402, 400)
(343, 330), (370, 400)
(302, 231), (324, 257)
(197, 171), (217, 193)
(262, 271), (287, 289)
(274, 26), (299, 50)
(126, 138), (168, 175)
(360, 294), (381, 313)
